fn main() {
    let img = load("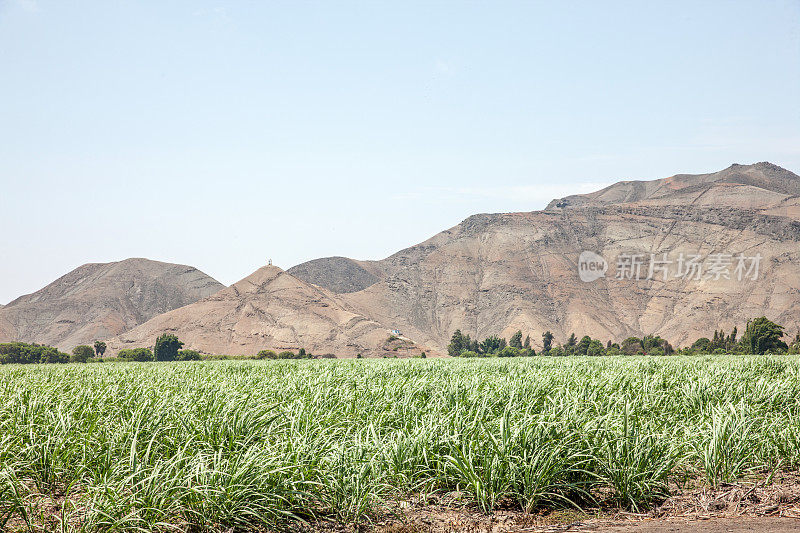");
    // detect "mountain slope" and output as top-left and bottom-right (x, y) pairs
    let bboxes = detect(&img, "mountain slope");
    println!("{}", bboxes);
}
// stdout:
(110, 265), (407, 357)
(0, 258), (224, 350)
(292, 162), (800, 350)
